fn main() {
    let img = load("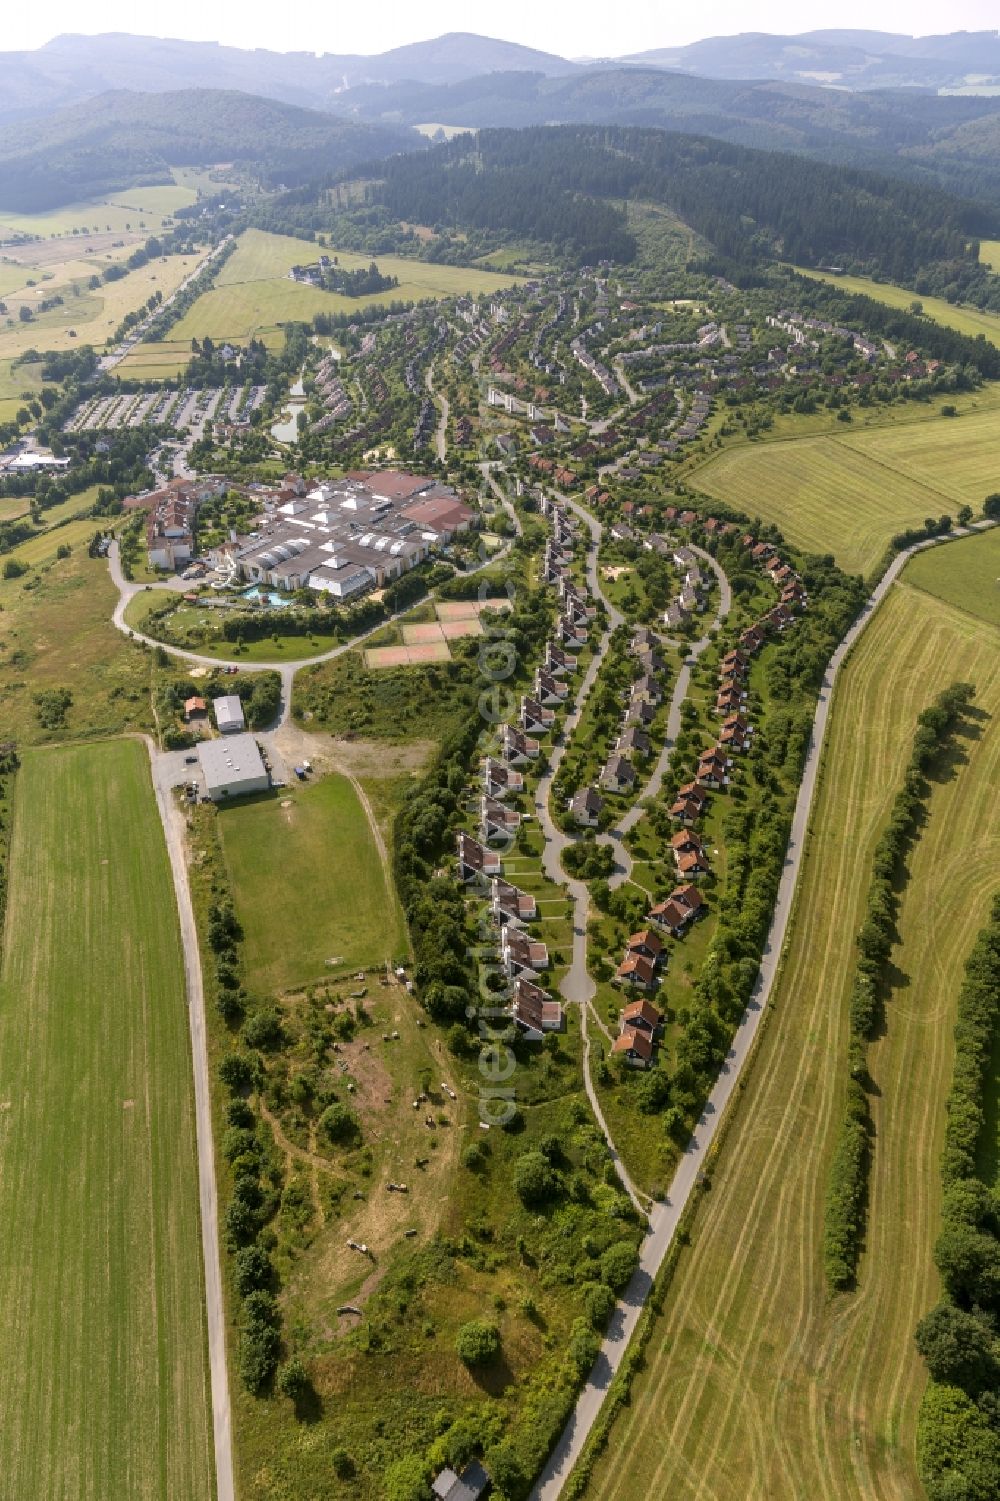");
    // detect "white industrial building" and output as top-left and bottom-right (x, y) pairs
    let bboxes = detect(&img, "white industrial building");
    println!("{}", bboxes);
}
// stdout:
(213, 694), (245, 734)
(197, 735), (269, 801)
